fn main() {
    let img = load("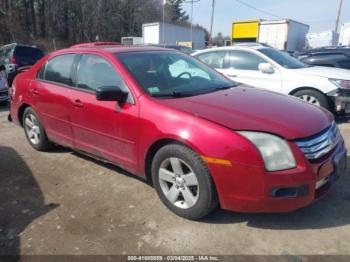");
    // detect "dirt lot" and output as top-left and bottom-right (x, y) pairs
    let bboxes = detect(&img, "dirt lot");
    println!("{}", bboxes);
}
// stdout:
(1, 103), (350, 256)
